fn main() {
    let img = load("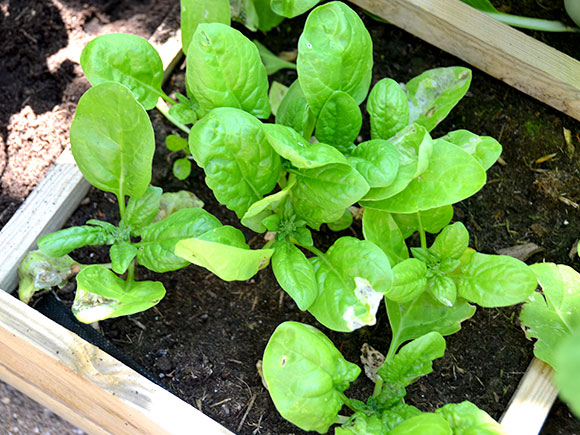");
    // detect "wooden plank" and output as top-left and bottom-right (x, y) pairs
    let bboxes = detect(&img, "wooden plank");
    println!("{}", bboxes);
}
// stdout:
(349, 0), (580, 122)
(0, 288), (233, 435)
(500, 358), (558, 435)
